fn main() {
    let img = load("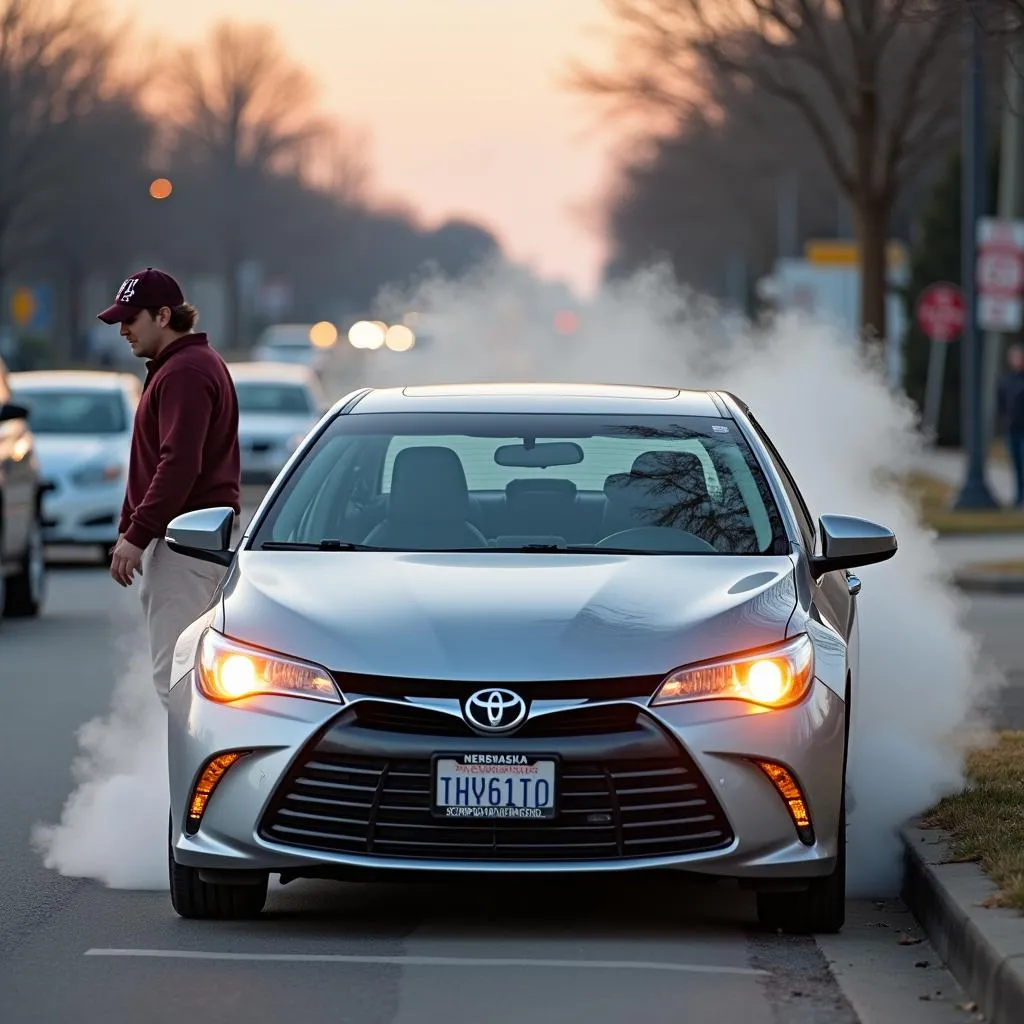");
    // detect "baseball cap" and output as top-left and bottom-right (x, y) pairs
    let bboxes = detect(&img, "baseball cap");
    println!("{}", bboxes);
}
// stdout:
(97, 268), (184, 324)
